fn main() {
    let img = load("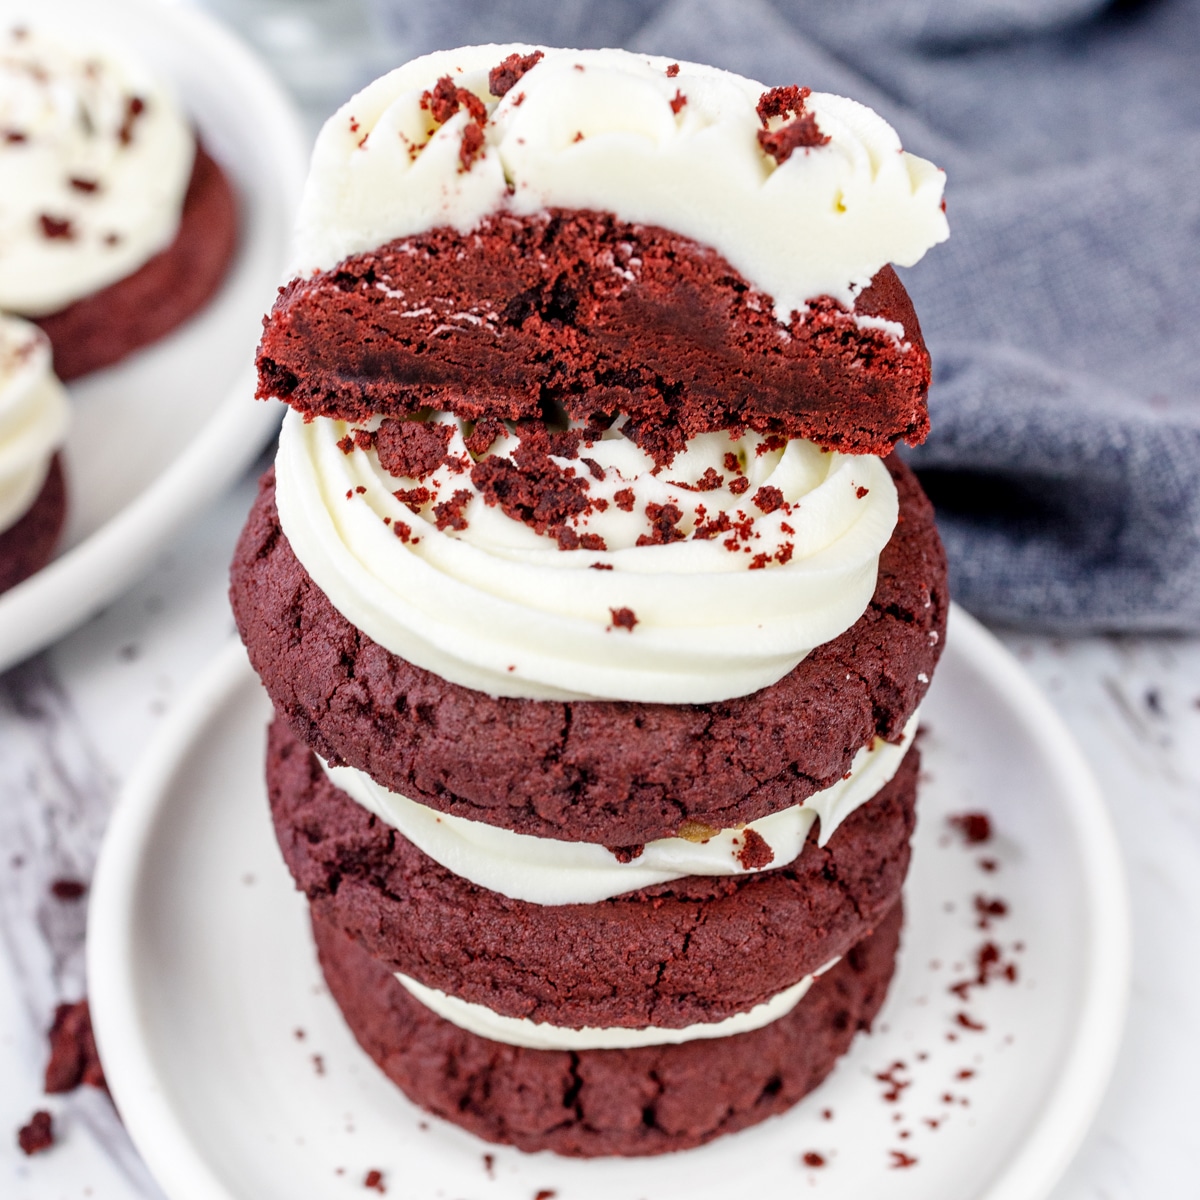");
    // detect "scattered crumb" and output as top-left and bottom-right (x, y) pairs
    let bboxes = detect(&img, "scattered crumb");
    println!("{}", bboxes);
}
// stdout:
(17, 1110), (53, 1155)
(49, 878), (86, 901)
(44, 1000), (105, 1094)
(802, 1151), (825, 1167)
(363, 1168), (386, 1192)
